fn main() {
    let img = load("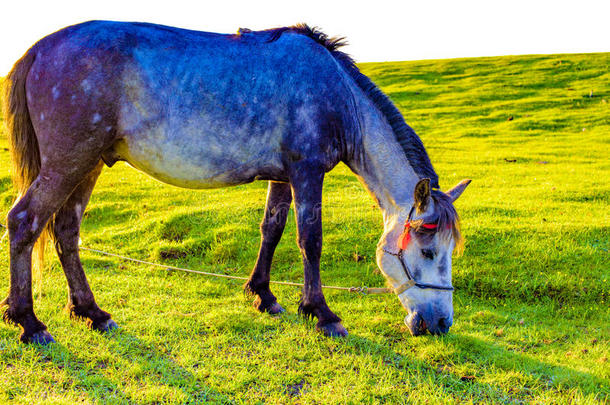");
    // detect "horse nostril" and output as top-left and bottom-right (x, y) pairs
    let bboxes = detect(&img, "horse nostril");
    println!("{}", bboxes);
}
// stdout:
(436, 317), (451, 334)
(405, 313), (428, 336)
